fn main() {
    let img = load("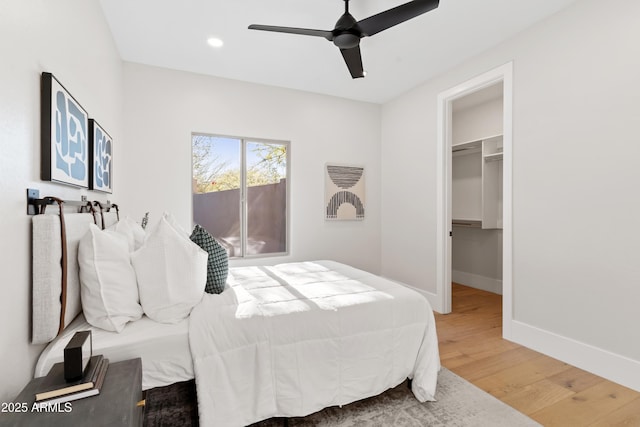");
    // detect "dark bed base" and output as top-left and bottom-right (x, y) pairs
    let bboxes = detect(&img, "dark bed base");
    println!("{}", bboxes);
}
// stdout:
(144, 378), (413, 426)
(143, 380), (199, 427)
